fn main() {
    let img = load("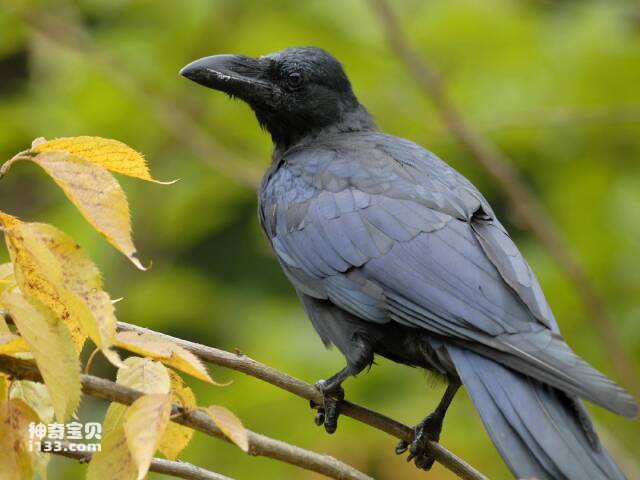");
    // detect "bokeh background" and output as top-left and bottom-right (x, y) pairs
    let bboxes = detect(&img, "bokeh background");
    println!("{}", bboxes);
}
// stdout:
(1, 0), (639, 479)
